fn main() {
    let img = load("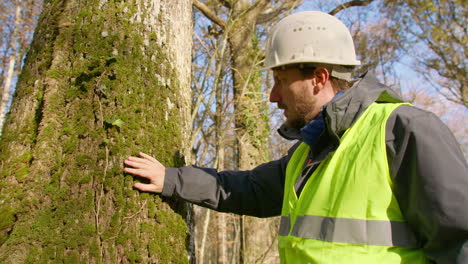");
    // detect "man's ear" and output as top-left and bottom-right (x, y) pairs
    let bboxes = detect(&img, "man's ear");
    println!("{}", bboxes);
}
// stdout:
(312, 67), (330, 95)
